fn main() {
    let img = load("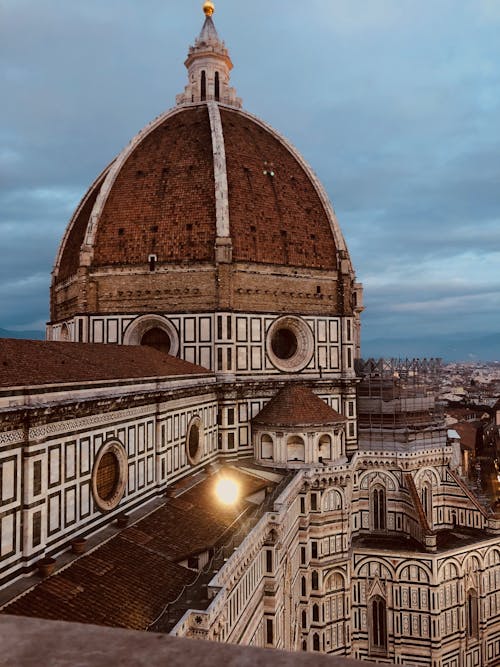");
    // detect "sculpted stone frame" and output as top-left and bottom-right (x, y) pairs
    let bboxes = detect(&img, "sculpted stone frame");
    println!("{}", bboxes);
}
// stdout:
(266, 316), (314, 373)
(123, 314), (179, 356)
(92, 440), (127, 513)
(186, 415), (204, 466)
